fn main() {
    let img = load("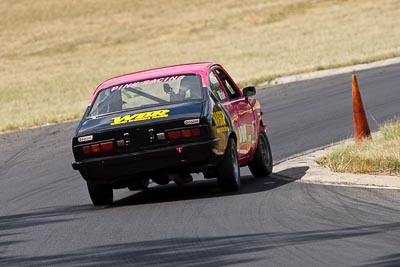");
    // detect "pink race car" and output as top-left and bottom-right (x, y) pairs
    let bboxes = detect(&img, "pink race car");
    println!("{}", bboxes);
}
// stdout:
(72, 62), (272, 205)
